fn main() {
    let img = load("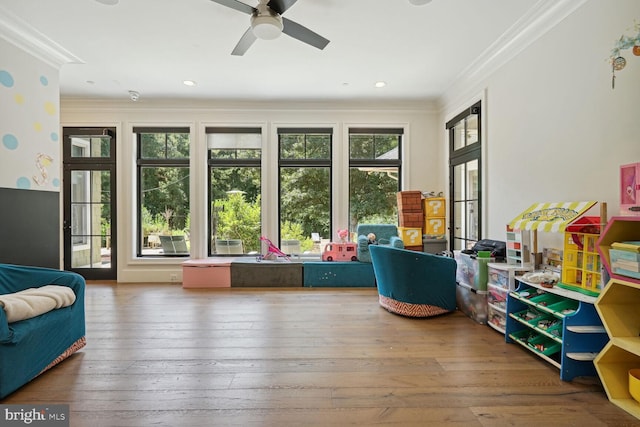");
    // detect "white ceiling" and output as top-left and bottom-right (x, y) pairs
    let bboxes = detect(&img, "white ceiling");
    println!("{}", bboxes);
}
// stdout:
(1, 0), (559, 103)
